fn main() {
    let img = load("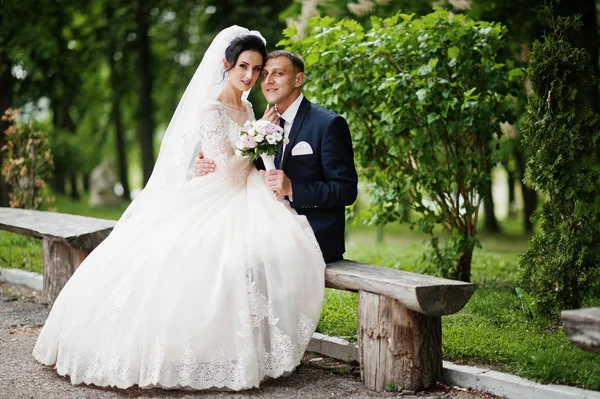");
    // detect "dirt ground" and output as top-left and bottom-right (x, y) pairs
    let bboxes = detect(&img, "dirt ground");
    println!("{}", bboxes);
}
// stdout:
(0, 283), (499, 399)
